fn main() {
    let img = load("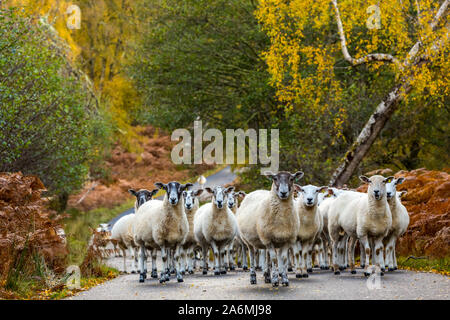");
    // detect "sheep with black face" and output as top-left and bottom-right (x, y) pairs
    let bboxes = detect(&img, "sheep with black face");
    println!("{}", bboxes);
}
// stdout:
(133, 182), (193, 283)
